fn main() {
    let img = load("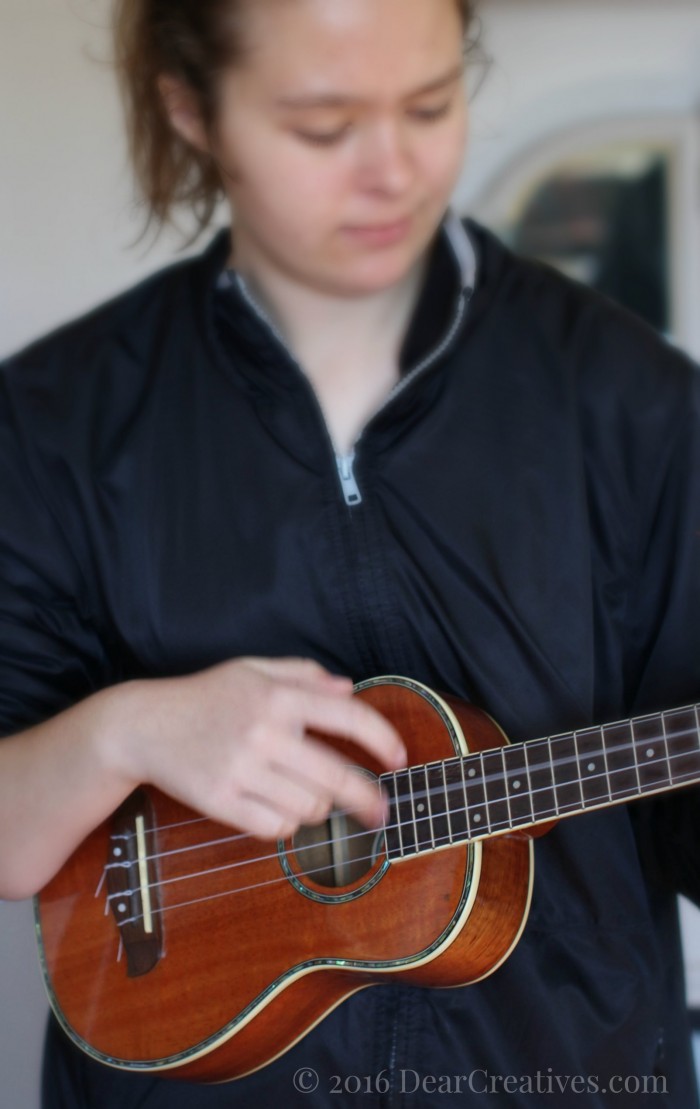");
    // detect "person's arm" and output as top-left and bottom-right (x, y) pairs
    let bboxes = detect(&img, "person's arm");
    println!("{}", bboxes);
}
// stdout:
(0, 655), (405, 901)
(0, 356), (404, 903)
